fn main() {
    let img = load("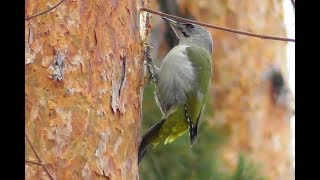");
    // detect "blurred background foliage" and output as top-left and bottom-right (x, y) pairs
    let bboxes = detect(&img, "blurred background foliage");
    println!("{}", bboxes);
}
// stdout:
(139, 0), (294, 179)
